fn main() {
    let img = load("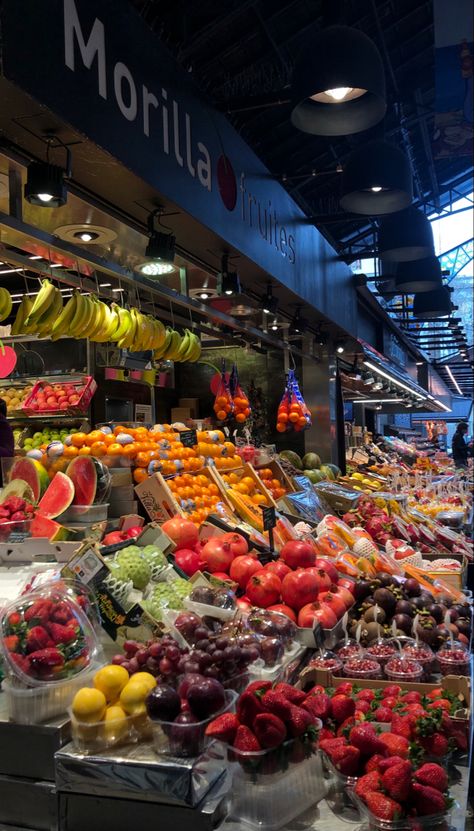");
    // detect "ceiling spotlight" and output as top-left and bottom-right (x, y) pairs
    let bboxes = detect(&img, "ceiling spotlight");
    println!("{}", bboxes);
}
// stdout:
(291, 308), (307, 334)
(404, 401), (413, 408)
(197, 291), (209, 300)
(137, 208), (176, 276)
(290, 25), (386, 136)
(378, 207), (435, 262)
(335, 340), (345, 354)
(270, 319), (279, 331)
(340, 141), (412, 215)
(24, 141), (72, 208)
(217, 254), (241, 296)
(375, 404), (382, 411)
(262, 284), (278, 315)
(73, 230), (99, 243)
(415, 401), (424, 408)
